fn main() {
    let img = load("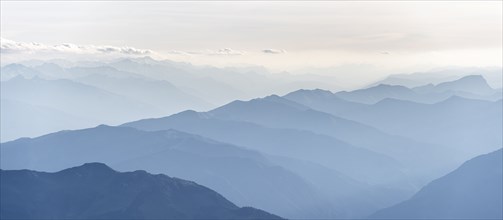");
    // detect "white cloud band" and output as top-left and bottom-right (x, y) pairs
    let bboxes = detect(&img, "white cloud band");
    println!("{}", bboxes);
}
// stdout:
(1, 38), (152, 55)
